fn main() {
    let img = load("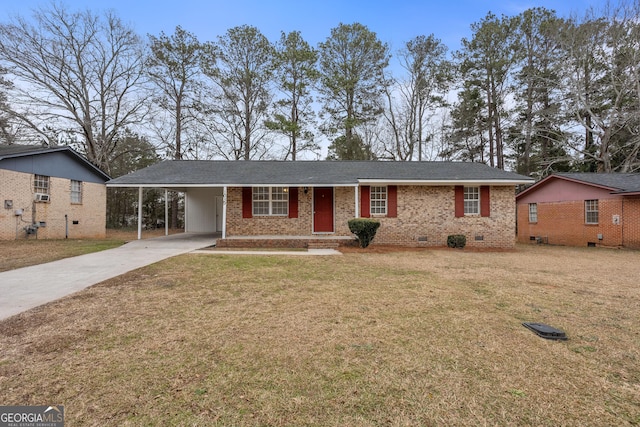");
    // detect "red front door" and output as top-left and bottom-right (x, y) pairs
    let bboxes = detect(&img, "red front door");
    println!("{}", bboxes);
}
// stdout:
(313, 187), (334, 233)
